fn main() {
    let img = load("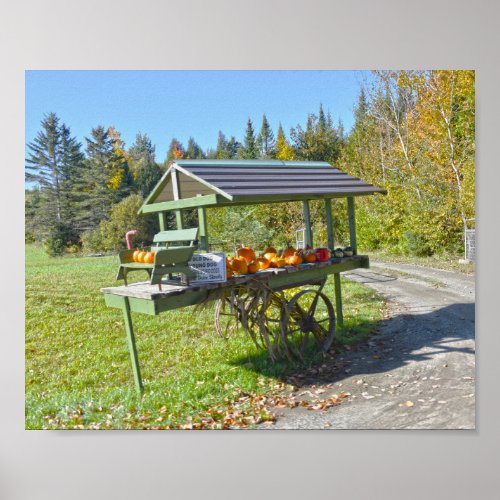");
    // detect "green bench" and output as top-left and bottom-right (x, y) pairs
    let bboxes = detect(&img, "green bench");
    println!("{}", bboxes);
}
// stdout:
(117, 228), (199, 289)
